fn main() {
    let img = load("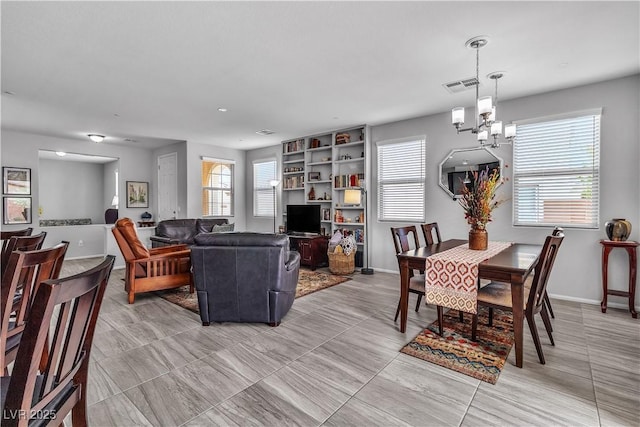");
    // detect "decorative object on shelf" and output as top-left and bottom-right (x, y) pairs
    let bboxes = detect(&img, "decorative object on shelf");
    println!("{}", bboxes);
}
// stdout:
(343, 187), (373, 274)
(310, 138), (321, 148)
(270, 180), (280, 233)
(605, 218), (632, 241)
(450, 36), (516, 149)
(141, 211), (152, 221)
(459, 167), (504, 250)
(336, 133), (351, 145)
(308, 171), (320, 181)
(126, 181), (149, 208)
(2, 167), (31, 195)
(308, 186), (316, 201)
